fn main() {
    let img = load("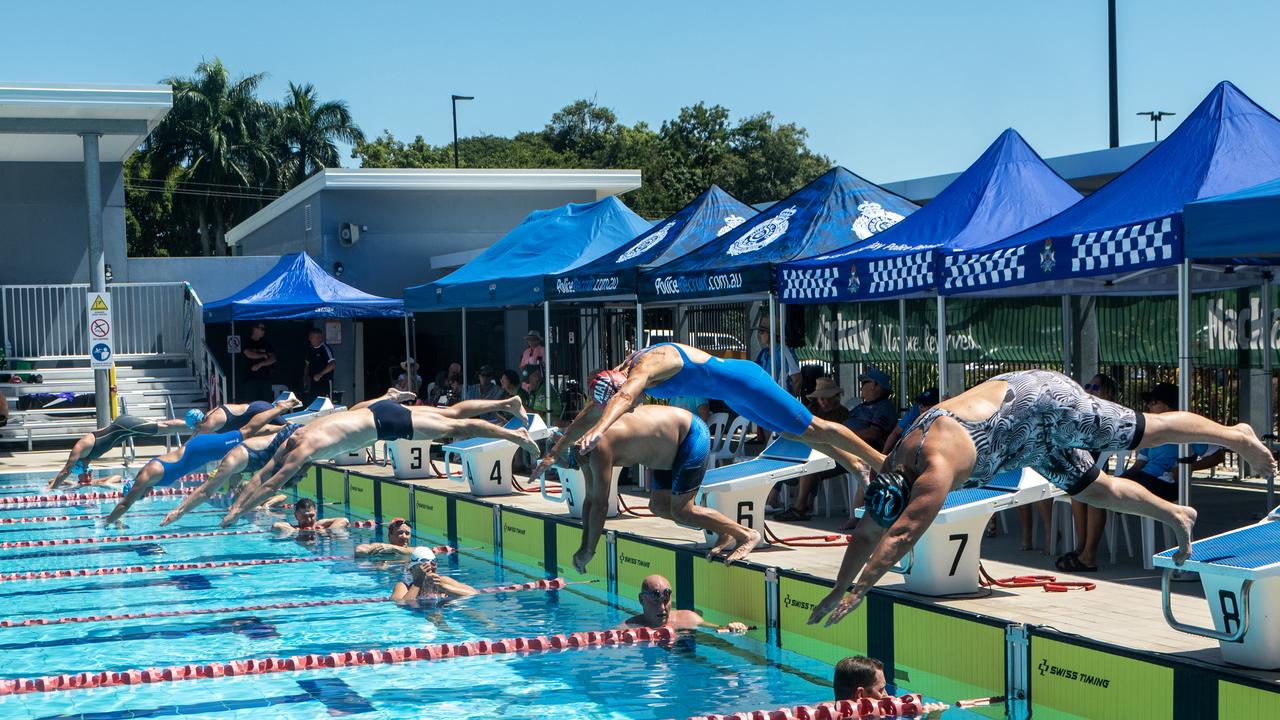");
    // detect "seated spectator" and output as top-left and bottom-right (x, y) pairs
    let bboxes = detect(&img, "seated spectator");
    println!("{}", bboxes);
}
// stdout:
(1056, 381), (1224, 572)
(437, 374), (464, 407)
(498, 369), (521, 398)
(0, 391), (8, 428)
(669, 394), (711, 422)
(770, 377), (851, 519)
(834, 656), (948, 713)
(466, 365), (505, 401)
(426, 371), (449, 406)
(395, 358), (423, 394)
(520, 364), (561, 422)
(843, 367), (897, 452)
(272, 498), (349, 537)
(620, 574), (747, 633)
(391, 546), (477, 602)
(882, 387), (938, 453)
